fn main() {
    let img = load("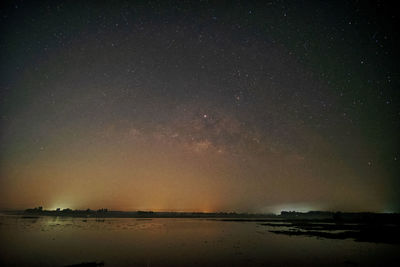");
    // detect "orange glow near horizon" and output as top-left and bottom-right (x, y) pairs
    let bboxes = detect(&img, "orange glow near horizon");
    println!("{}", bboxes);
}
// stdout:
(0, 120), (391, 213)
